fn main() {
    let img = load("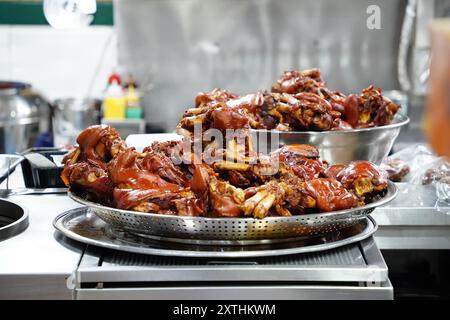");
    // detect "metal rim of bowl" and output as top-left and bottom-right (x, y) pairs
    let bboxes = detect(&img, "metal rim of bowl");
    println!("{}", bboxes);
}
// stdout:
(250, 113), (410, 136)
(0, 198), (29, 241)
(68, 181), (397, 224)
